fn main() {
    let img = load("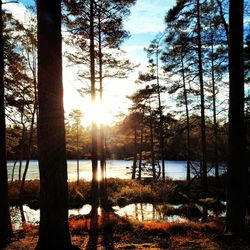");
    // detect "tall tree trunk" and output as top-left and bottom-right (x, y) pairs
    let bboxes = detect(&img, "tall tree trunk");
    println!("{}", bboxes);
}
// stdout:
(138, 125), (144, 180)
(156, 49), (165, 181)
(19, 205), (26, 224)
(132, 127), (137, 179)
(11, 160), (17, 182)
(197, 0), (207, 197)
(181, 54), (191, 181)
(210, 25), (219, 179)
(90, 0), (99, 211)
(36, 0), (72, 248)
(226, 0), (247, 234)
(20, 102), (37, 197)
(0, 1), (13, 245)
(149, 102), (156, 180)
(18, 118), (25, 181)
(215, 0), (229, 43)
(98, 6), (107, 208)
(20, 61), (38, 194)
(76, 120), (79, 185)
